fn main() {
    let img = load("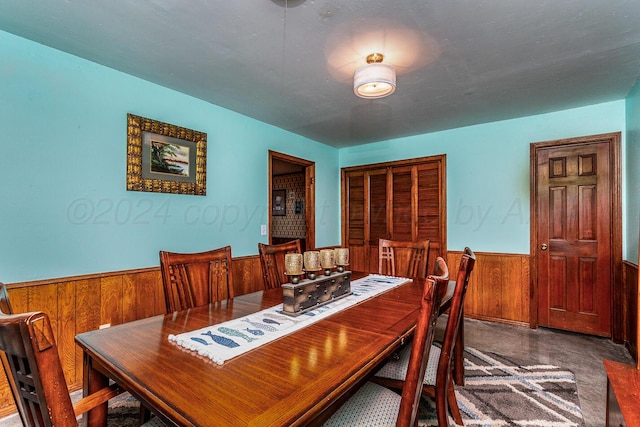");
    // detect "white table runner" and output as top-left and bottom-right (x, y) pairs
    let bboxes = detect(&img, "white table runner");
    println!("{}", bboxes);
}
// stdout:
(168, 274), (410, 365)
